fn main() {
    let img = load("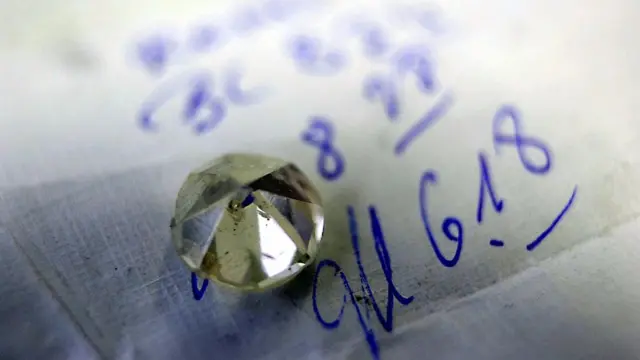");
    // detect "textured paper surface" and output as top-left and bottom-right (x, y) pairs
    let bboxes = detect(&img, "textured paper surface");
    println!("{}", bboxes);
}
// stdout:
(1, 0), (640, 359)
